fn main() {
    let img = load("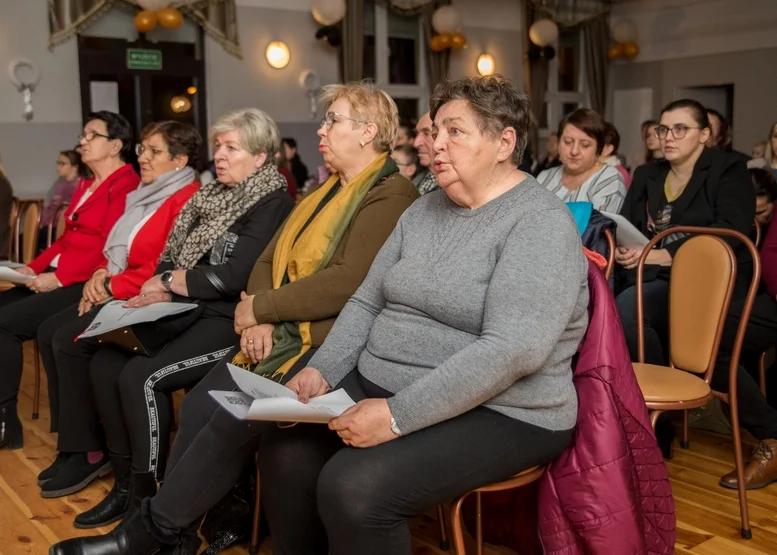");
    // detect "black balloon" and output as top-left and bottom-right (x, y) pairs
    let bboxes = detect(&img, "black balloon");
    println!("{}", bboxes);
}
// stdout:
(541, 45), (556, 60)
(315, 25), (342, 47)
(527, 44), (542, 61)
